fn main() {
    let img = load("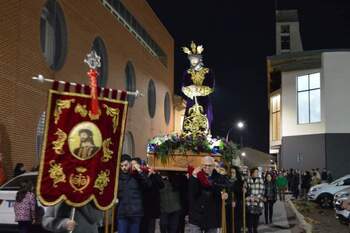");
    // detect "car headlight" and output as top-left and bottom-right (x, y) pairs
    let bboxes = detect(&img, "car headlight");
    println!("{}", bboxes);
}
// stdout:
(310, 187), (320, 192)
